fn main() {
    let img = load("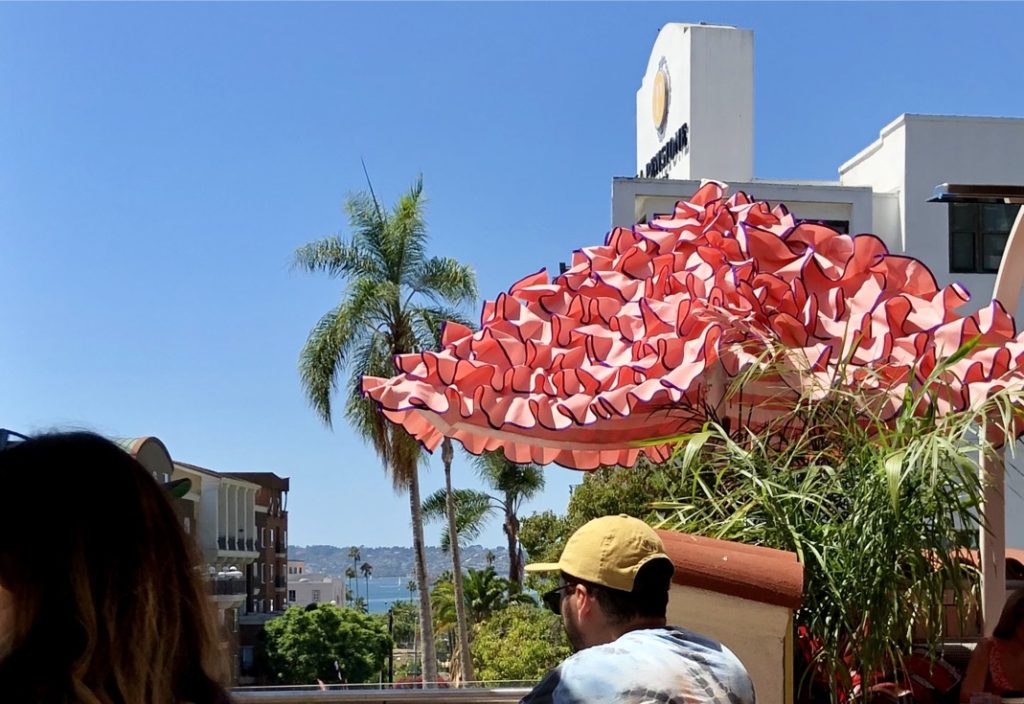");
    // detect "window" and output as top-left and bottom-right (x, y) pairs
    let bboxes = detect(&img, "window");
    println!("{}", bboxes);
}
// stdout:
(260, 527), (265, 549)
(798, 218), (849, 234)
(312, 589), (321, 603)
(949, 203), (1019, 273)
(183, 517), (191, 534)
(288, 589), (296, 602)
(270, 528), (275, 546)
